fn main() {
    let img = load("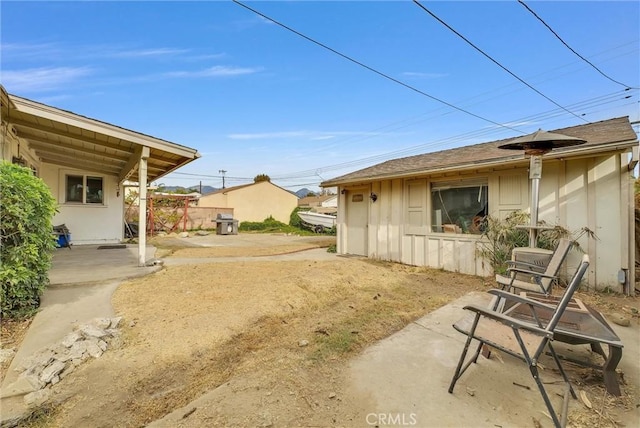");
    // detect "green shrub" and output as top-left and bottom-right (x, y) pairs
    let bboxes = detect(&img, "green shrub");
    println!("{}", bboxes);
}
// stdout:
(239, 216), (289, 232)
(289, 206), (309, 229)
(1, 162), (57, 318)
(477, 210), (596, 275)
